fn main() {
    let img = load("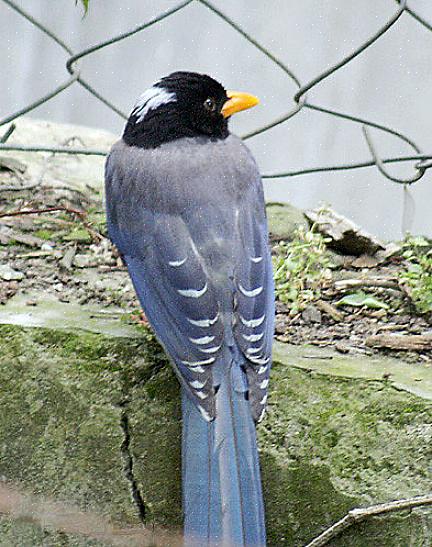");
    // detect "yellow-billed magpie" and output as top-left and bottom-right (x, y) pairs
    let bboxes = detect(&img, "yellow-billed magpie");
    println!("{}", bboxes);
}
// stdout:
(105, 71), (274, 547)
